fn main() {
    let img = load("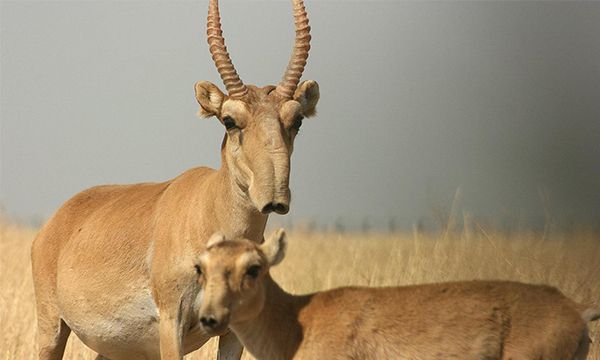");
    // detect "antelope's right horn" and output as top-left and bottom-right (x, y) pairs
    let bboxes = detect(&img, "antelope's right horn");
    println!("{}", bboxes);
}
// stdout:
(207, 0), (248, 99)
